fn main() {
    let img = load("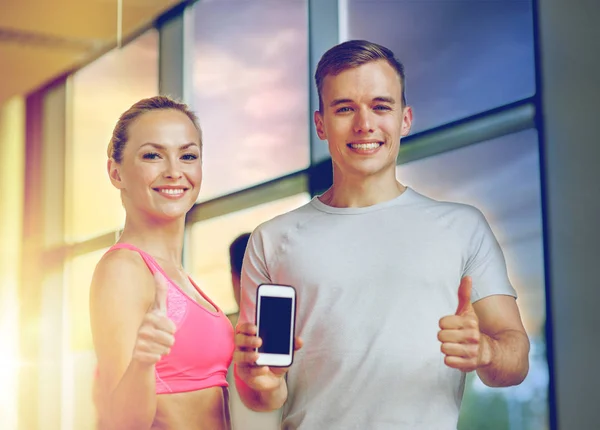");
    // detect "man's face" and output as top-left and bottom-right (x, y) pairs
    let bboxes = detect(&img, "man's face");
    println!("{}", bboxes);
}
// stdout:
(314, 60), (412, 180)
